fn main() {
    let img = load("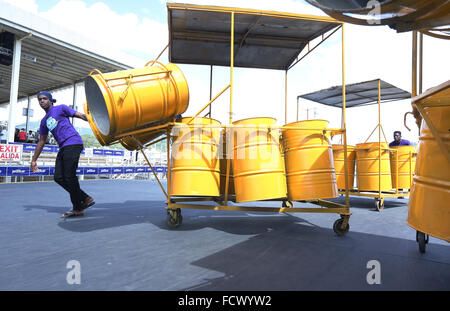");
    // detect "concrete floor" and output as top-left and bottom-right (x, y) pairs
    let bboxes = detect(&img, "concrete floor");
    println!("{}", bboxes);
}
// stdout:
(0, 179), (449, 291)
